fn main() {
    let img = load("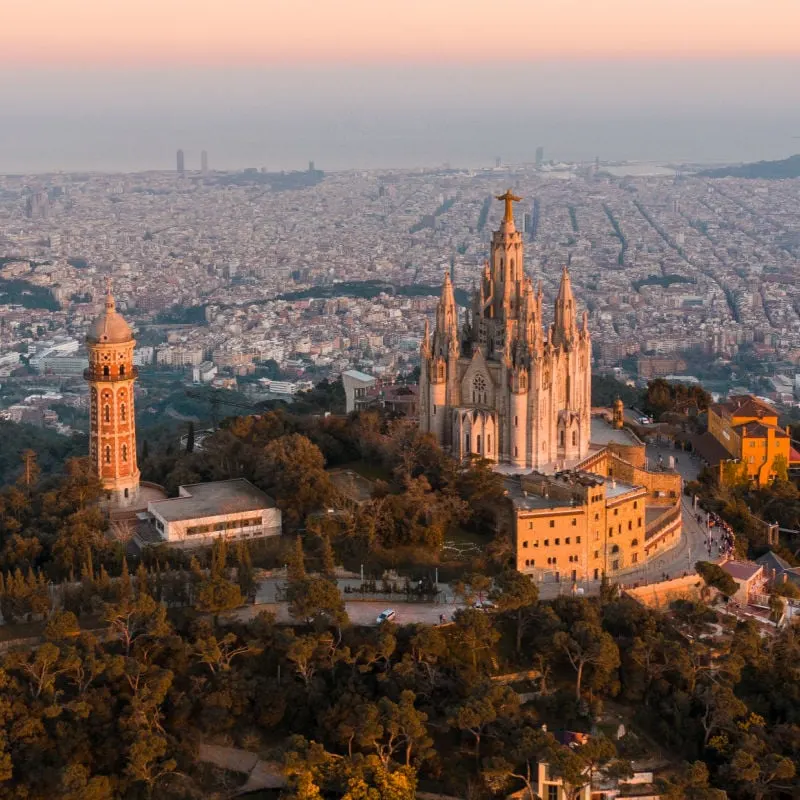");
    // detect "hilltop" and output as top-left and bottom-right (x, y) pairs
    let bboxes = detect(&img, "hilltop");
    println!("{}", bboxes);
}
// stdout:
(699, 153), (800, 179)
